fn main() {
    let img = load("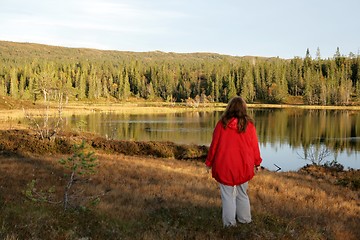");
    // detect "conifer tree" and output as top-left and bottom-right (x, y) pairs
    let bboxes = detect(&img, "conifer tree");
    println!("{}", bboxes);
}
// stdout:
(78, 73), (87, 100)
(23, 64), (33, 100)
(288, 58), (303, 96)
(316, 47), (321, 60)
(241, 67), (255, 102)
(304, 48), (312, 69)
(146, 81), (156, 100)
(227, 72), (237, 101)
(122, 69), (131, 100)
(314, 47), (322, 73)
(303, 68), (314, 104)
(19, 74), (26, 99)
(319, 74), (327, 105)
(10, 68), (19, 99)
(272, 60), (288, 102)
(214, 73), (220, 102)
(116, 69), (123, 100)
(87, 66), (98, 99)
(334, 47), (345, 68)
